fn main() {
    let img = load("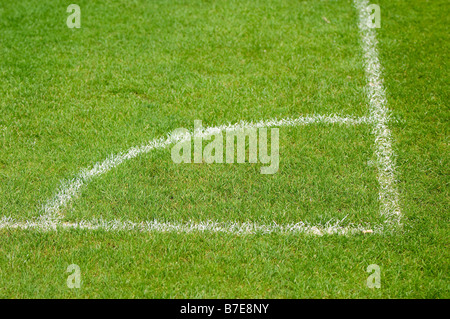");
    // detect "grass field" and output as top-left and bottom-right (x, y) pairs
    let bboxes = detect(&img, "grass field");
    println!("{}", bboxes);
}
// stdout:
(0, 0), (448, 298)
